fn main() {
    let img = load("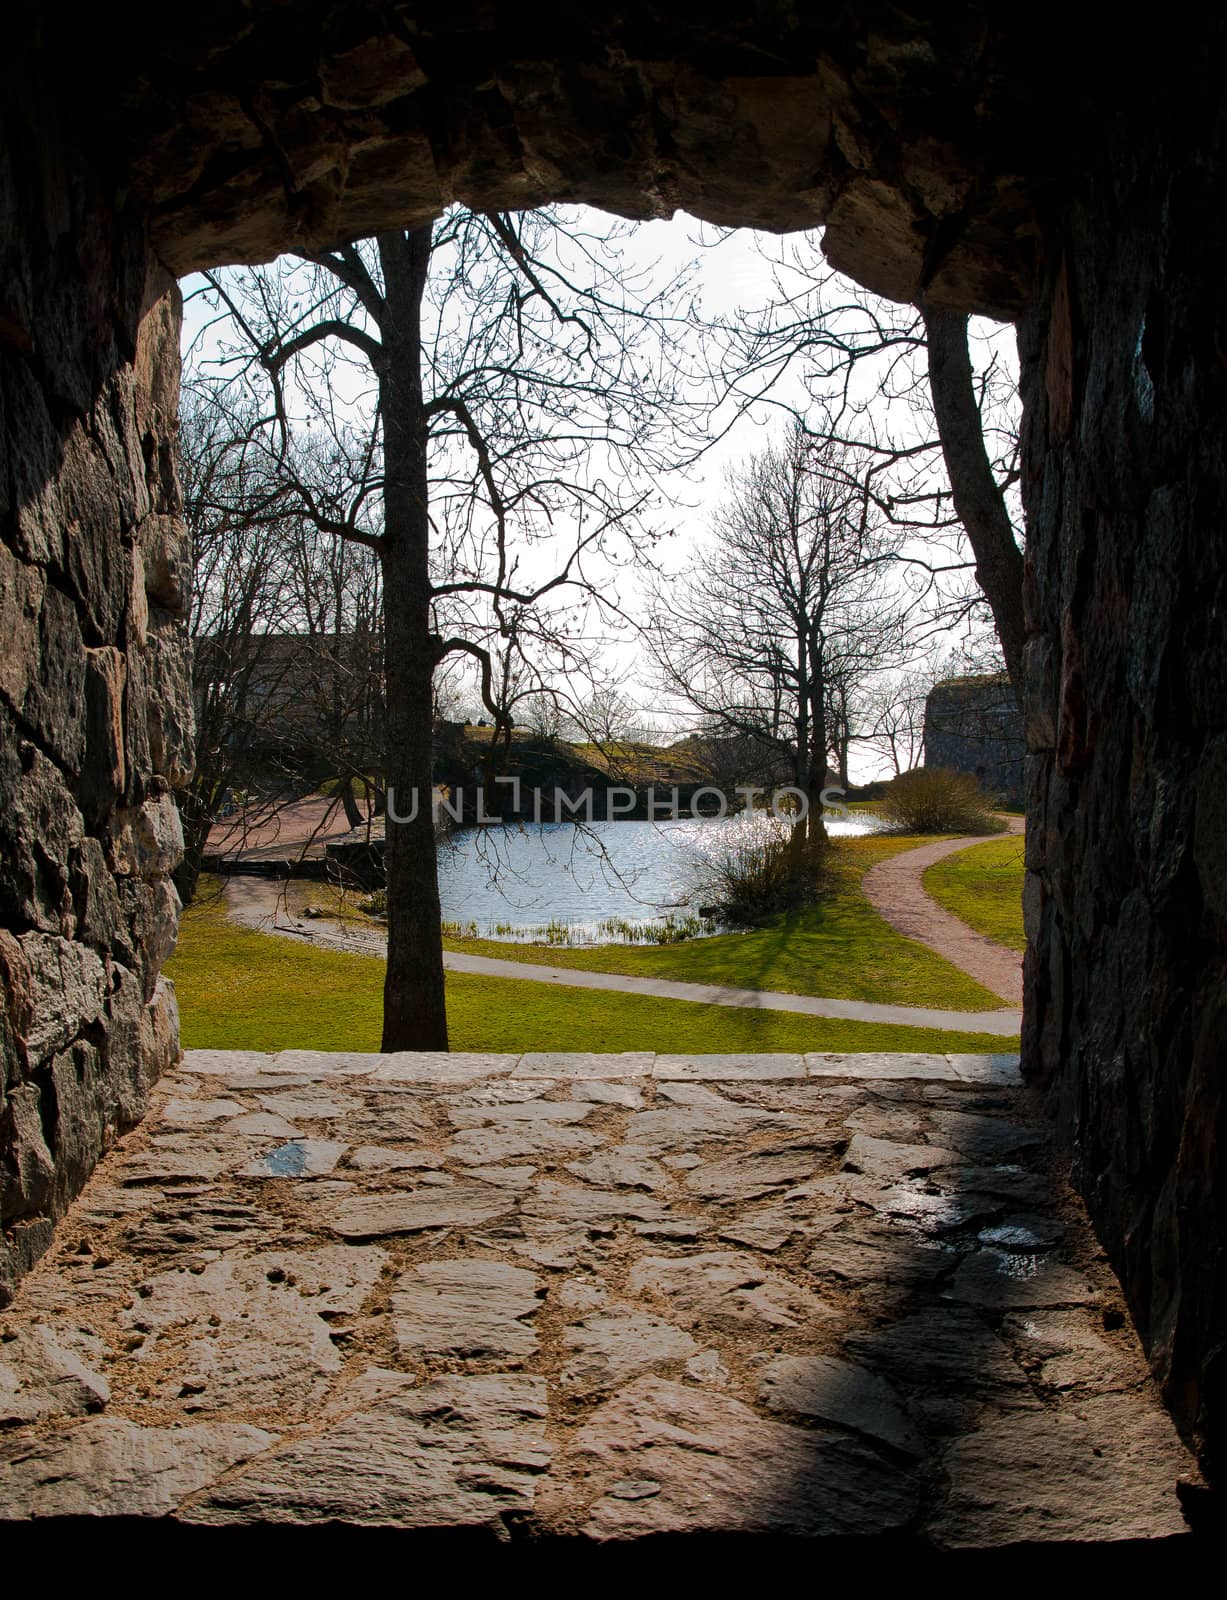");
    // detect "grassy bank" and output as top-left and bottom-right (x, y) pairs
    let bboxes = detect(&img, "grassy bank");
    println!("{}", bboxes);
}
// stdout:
(166, 886), (1016, 1056)
(923, 834), (1027, 951)
(437, 834), (1004, 1012)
